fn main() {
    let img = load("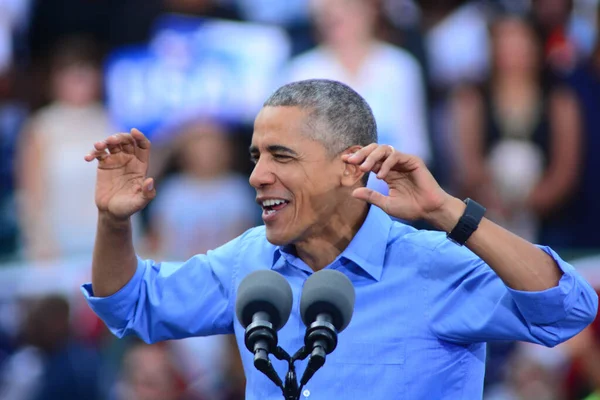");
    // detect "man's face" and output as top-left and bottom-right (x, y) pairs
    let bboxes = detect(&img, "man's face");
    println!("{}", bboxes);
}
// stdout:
(249, 106), (346, 245)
